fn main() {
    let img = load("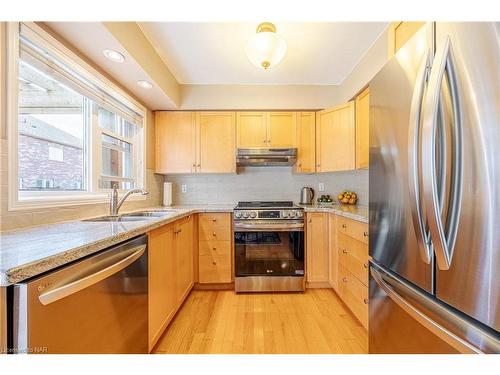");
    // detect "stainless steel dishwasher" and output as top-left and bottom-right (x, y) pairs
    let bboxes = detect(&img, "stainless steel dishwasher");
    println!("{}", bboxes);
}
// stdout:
(12, 234), (148, 354)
